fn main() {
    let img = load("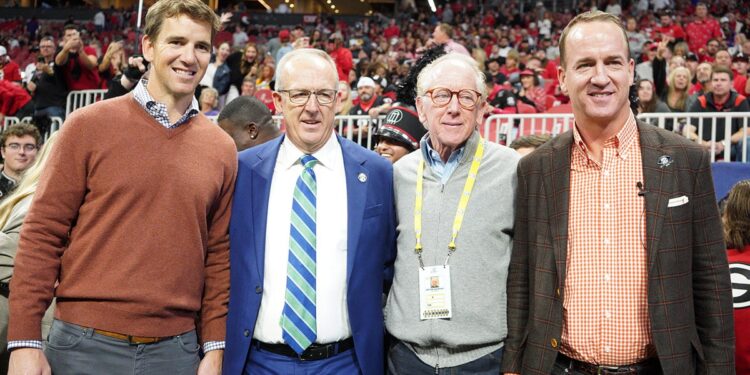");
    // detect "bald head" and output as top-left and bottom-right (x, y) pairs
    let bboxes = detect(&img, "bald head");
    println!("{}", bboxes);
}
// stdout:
(217, 97), (280, 151)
